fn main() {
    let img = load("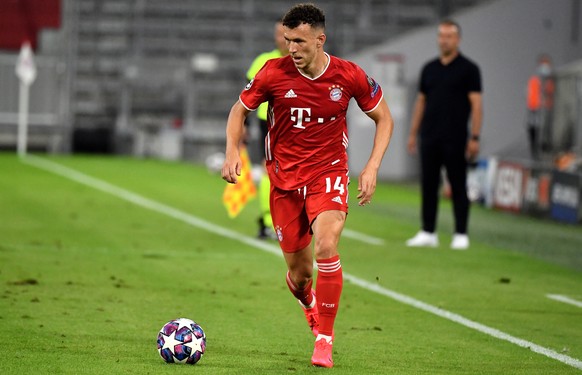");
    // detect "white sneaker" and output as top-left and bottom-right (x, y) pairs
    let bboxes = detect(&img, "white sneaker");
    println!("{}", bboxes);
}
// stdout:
(406, 231), (438, 247)
(450, 234), (469, 250)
